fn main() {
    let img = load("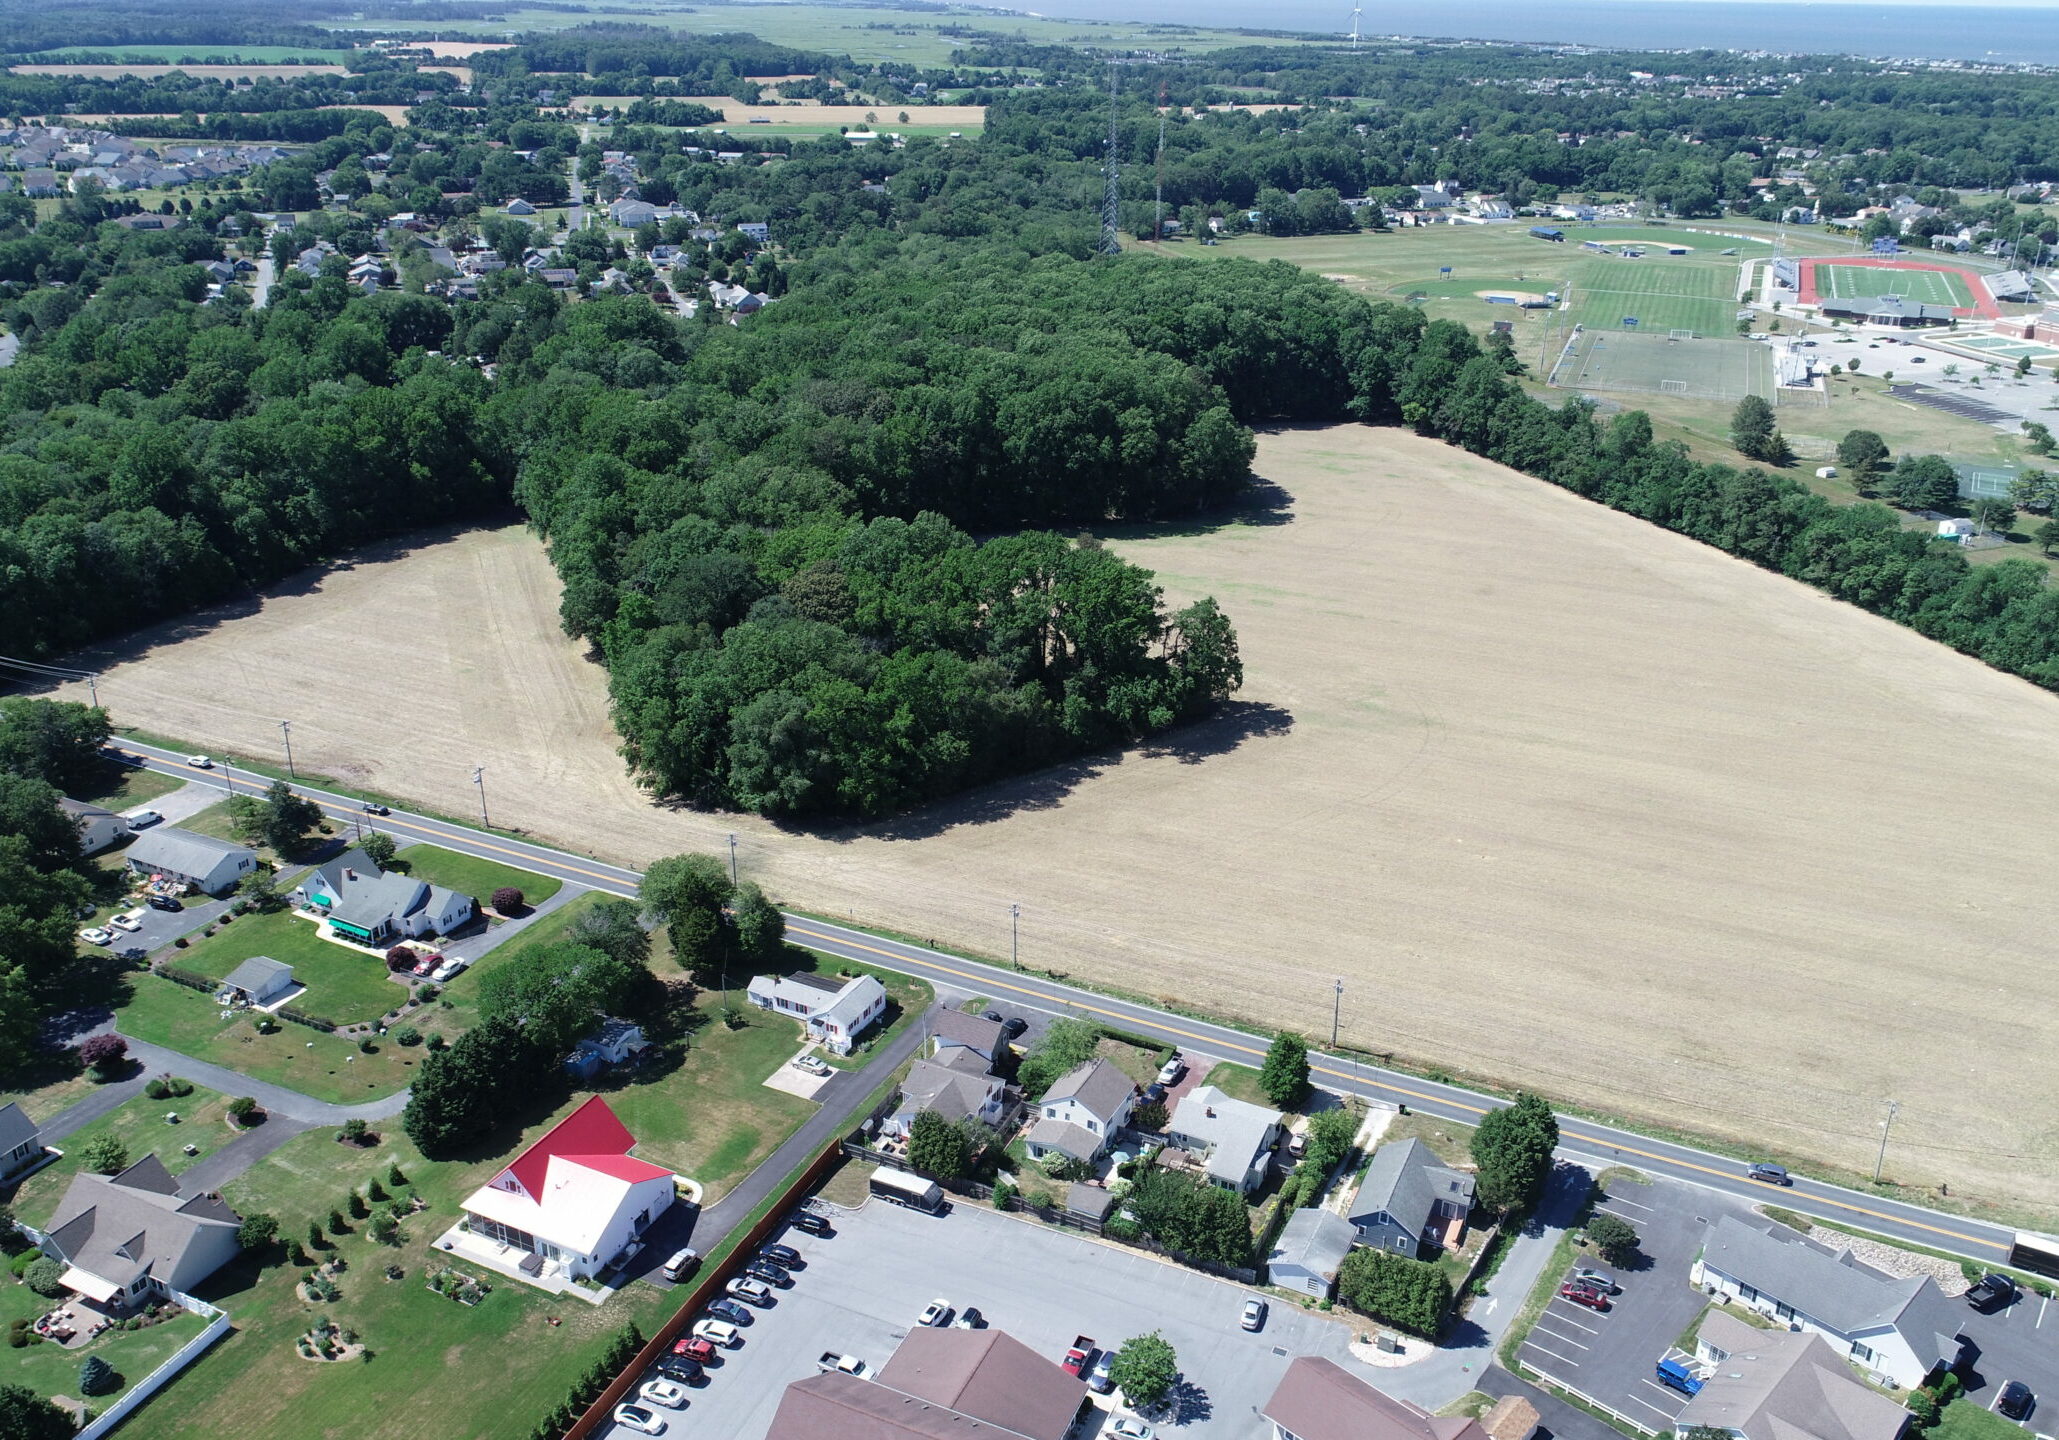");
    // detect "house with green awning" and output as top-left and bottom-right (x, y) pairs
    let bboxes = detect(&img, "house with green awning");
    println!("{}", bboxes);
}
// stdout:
(293, 847), (474, 947)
